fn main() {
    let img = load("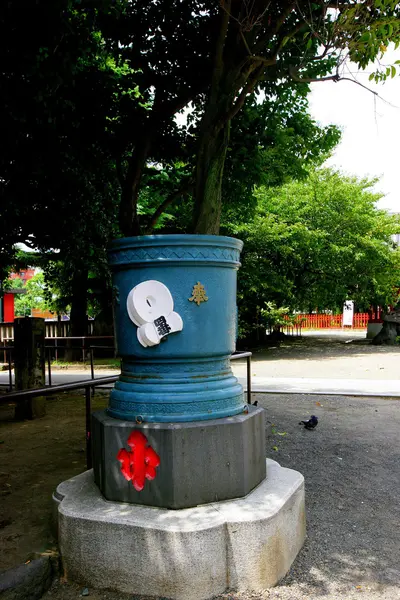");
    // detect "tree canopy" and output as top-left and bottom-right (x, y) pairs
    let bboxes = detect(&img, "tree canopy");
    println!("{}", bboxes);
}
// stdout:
(100, 0), (400, 235)
(3, 0), (397, 245)
(2, 0), (399, 244)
